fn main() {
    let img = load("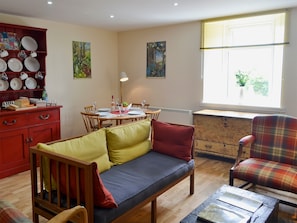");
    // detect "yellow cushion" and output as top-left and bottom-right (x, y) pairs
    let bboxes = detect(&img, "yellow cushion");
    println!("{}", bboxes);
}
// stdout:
(106, 119), (151, 164)
(38, 128), (111, 190)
